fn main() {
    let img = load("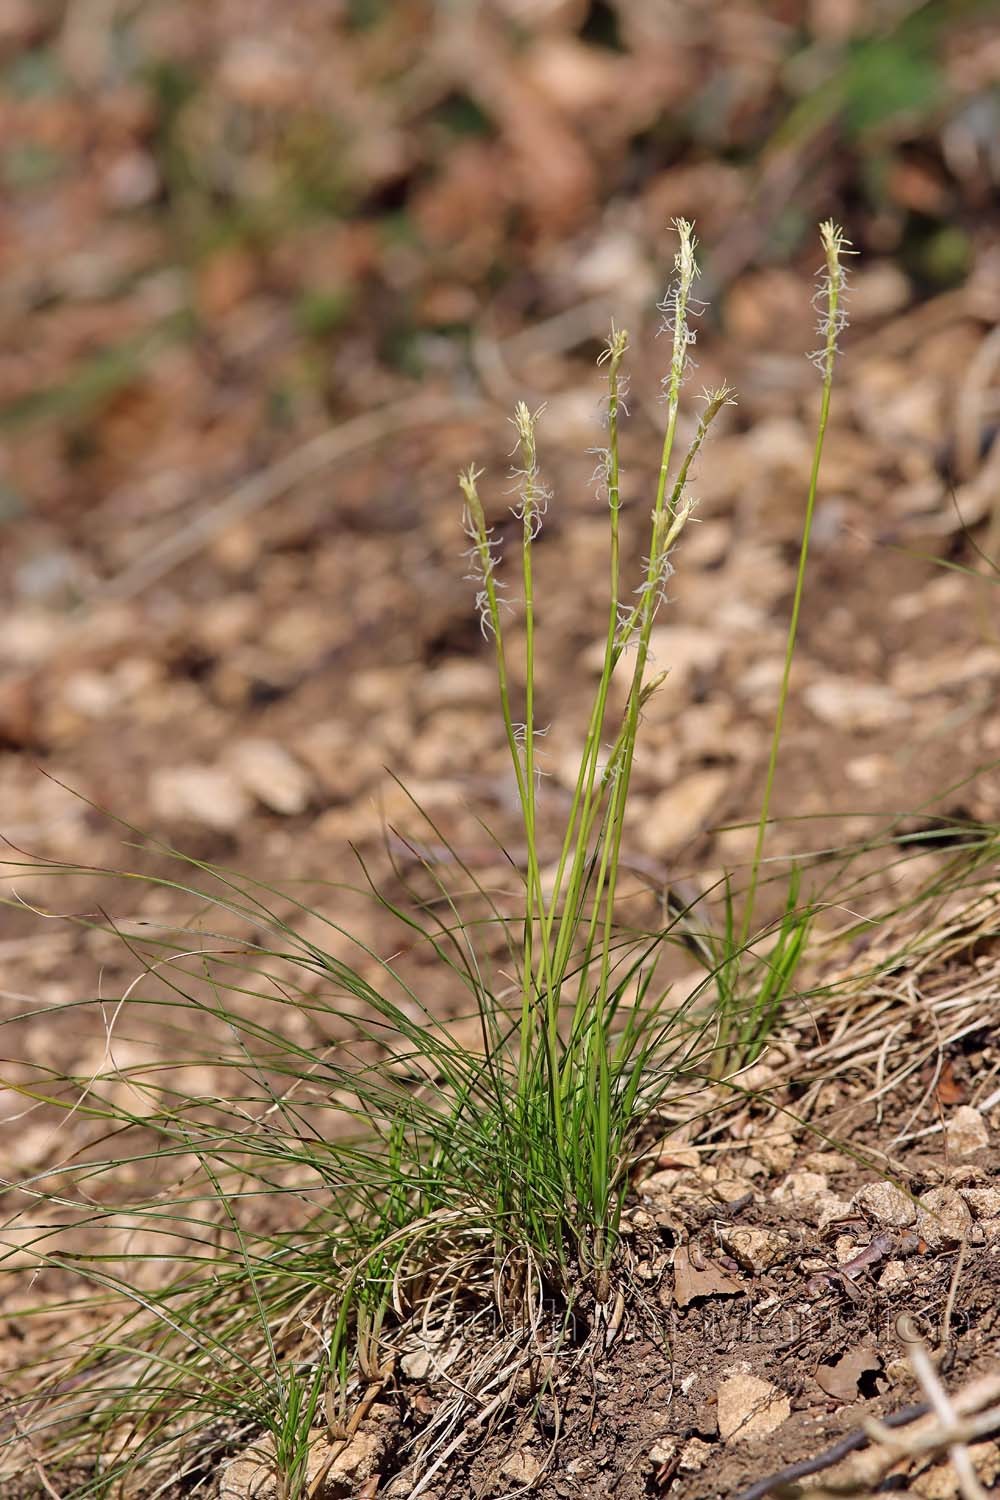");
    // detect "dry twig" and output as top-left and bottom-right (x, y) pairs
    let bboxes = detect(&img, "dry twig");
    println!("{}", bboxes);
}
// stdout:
(734, 1367), (1000, 1500)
